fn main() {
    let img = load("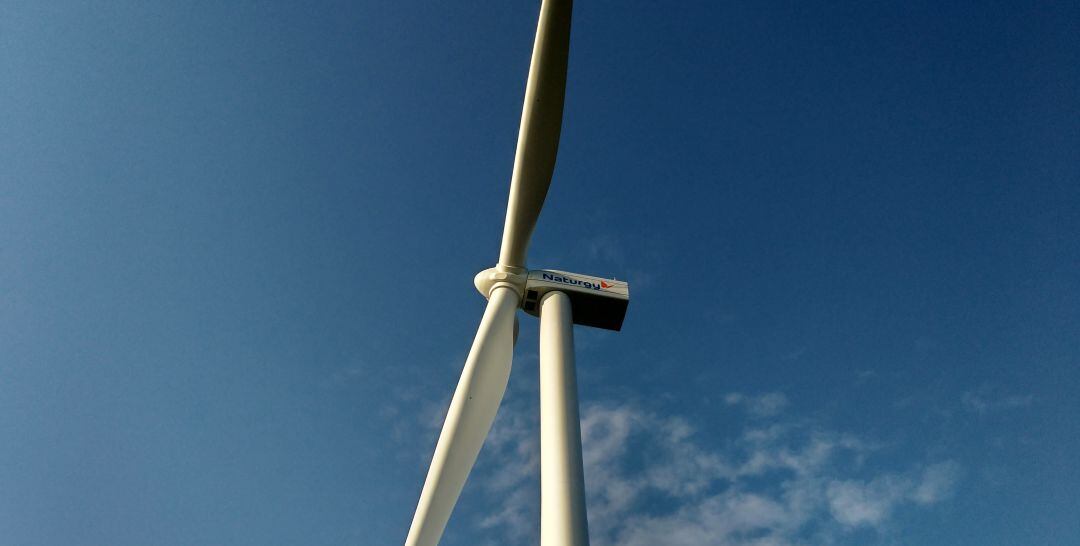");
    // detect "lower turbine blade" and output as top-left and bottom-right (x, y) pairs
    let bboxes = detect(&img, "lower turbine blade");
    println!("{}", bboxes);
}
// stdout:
(405, 286), (520, 546)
